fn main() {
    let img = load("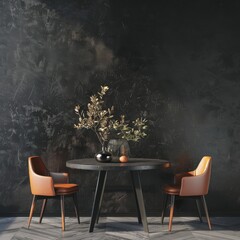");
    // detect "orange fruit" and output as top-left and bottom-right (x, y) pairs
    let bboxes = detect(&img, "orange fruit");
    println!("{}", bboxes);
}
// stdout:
(119, 155), (128, 163)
